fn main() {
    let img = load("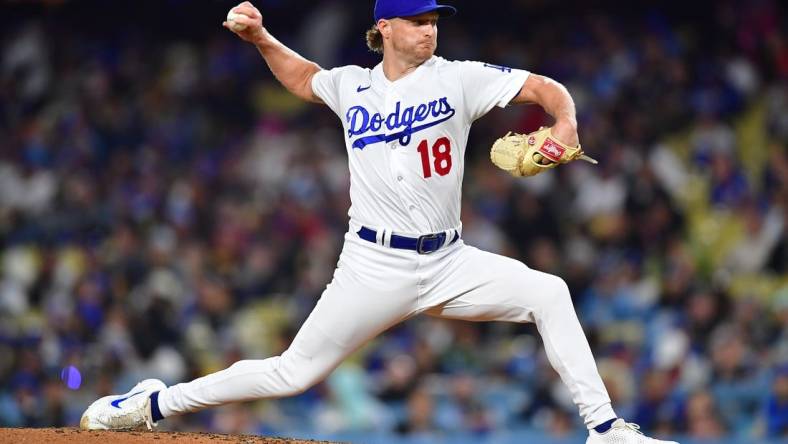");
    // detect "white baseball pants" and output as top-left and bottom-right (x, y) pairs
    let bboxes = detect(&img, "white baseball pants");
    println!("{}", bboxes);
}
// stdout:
(157, 230), (616, 428)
